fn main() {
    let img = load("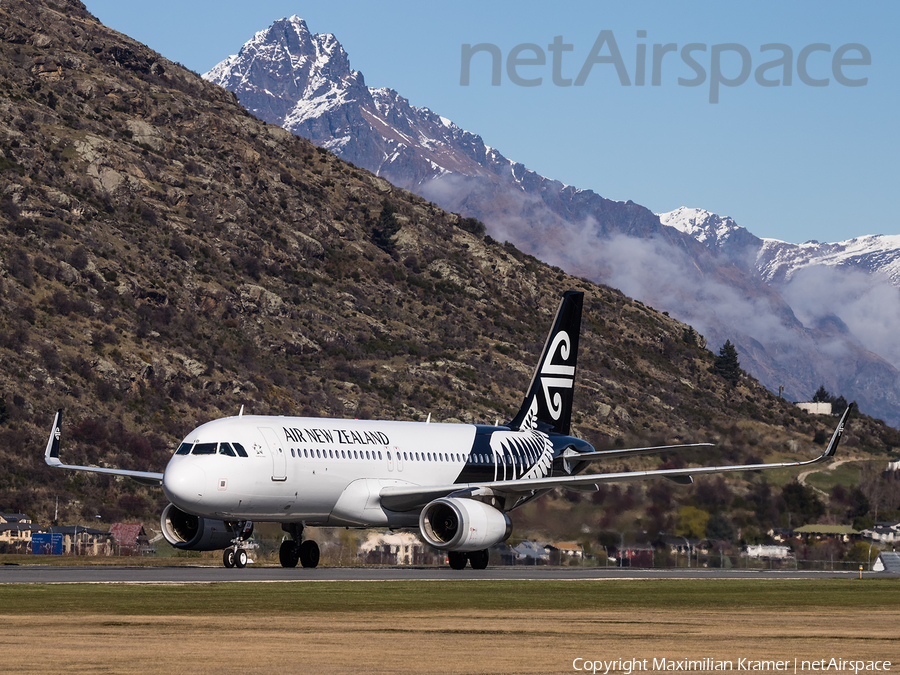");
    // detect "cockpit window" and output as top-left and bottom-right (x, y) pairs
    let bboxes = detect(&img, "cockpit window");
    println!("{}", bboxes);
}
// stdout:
(180, 442), (248, 457)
